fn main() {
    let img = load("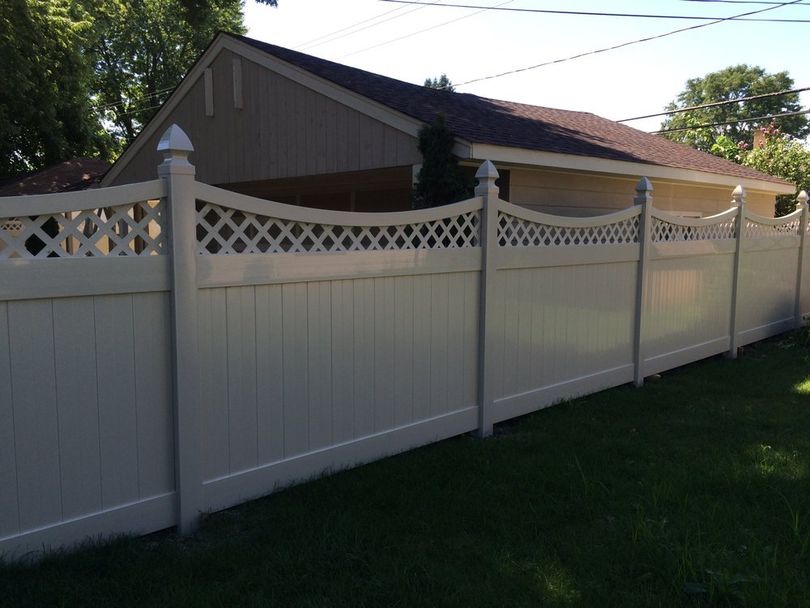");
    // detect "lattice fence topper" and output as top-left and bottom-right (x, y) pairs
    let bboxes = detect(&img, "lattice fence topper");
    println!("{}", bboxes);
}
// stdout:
(196, 202), (481, 254)
(651, 216), (737, 243)
(745, 216), (801, 239)
(496, 212), (639, 247)
(0, 200), (165, 259)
